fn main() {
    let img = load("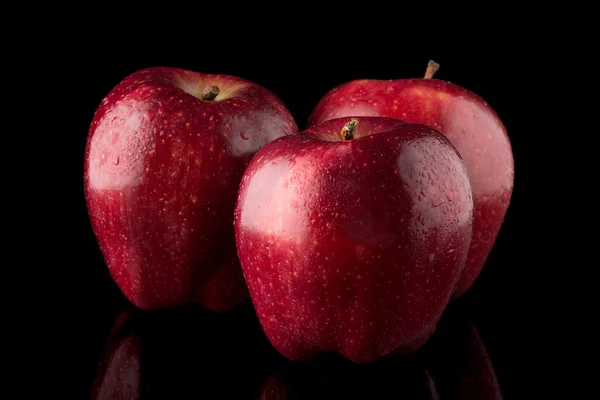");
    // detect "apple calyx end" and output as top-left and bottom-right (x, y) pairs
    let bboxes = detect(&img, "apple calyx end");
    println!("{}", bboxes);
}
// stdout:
(424, 60), (440, 79)
(341, 118), (359, 141)
(200, 85), (220, 101)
